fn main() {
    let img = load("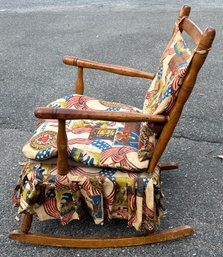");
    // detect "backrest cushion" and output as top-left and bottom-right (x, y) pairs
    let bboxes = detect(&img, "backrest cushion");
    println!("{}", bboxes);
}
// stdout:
(138, 28), (192, 161)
